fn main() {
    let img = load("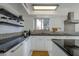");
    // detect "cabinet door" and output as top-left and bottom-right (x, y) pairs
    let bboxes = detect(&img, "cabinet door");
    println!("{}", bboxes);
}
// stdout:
(5, 42), (24, 56)
(23, 37), (32, 56)
(31, 36), (49, 51)
(5, 37), (32, 56)
(27, 37), (32, 55)
(50, 42), (67, 56)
